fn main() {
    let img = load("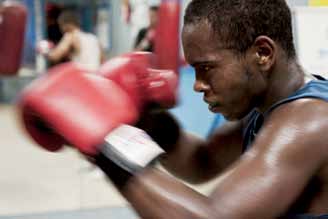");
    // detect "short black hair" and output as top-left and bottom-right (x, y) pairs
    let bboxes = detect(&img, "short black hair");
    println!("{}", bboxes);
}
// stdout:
(150, 6), (159, 12)
(184, 0), (296, 59)
(57, 10), (80, 27)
